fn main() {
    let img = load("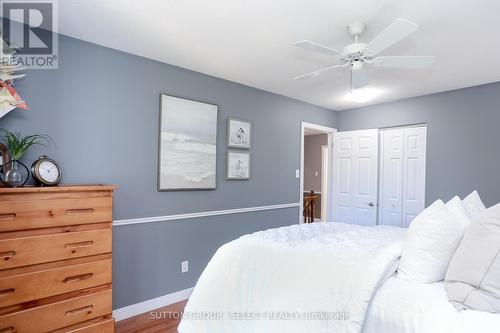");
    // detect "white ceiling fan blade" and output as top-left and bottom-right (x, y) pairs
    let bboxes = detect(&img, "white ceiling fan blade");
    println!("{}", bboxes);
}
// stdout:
(351, 69), (369, 90)
(373, 56), (435, 69)
(366, 19), (418, 55)
(293, 64), (345, 80)
(295, 40), (341, 57)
